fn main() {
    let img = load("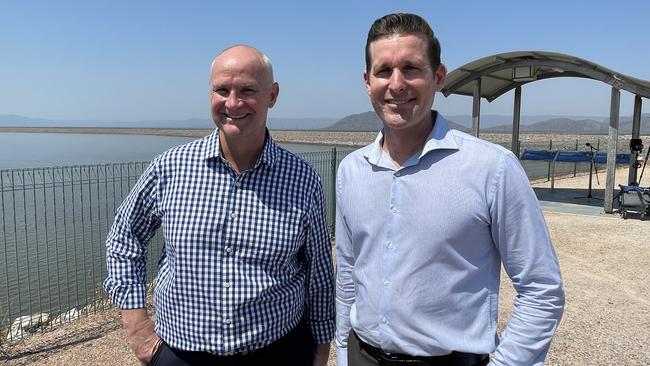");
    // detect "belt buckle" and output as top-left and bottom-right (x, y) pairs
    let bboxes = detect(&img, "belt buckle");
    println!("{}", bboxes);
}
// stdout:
(222, 349), (251, 356)
(379, 353), (429, 366)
